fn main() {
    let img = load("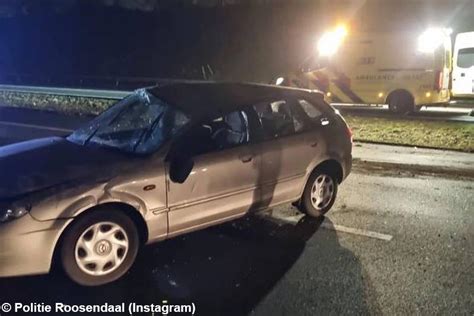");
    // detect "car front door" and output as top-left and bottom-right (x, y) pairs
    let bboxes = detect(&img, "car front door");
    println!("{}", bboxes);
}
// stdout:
(166, 110), (261, 237)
